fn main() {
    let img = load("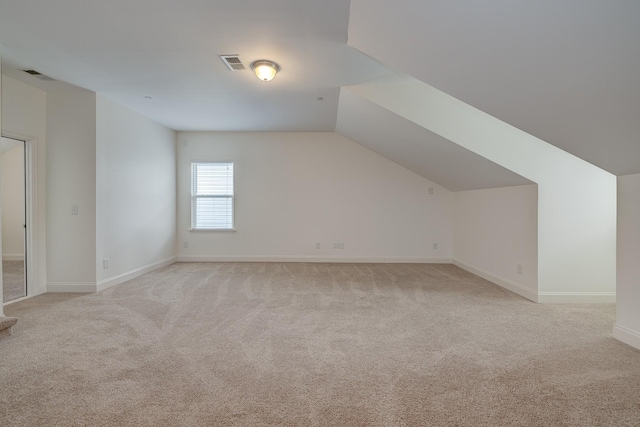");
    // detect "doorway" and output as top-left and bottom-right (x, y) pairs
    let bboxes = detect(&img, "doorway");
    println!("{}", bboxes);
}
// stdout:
(1, 136), (27, 302)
